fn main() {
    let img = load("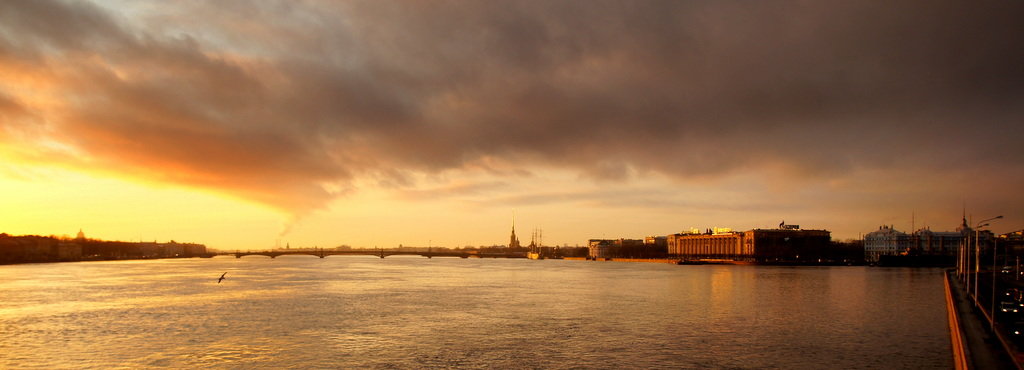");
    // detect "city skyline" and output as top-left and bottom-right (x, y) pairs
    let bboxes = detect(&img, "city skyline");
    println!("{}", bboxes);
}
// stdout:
(1, 1), (1022, 250)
